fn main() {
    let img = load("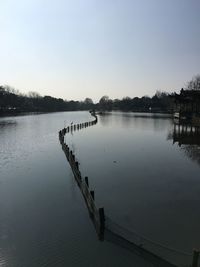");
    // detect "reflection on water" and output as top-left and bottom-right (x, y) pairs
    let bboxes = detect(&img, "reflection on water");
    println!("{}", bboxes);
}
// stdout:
(183, 145), (200, 166)
(0, 120), (17, 128)
(0, 112), (153, 267)
(99, 112), (172, 132)
(1, 111), (200, 267)
(67, 111), (200, 259)
(169, 123), (200, 166)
